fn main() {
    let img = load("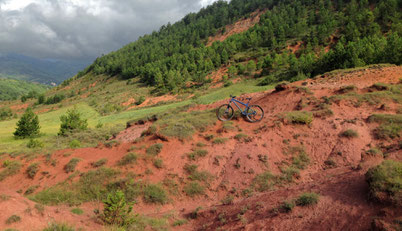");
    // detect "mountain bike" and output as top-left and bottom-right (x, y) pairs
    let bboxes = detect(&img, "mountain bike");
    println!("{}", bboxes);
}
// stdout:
(216, 95), (264, 122)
